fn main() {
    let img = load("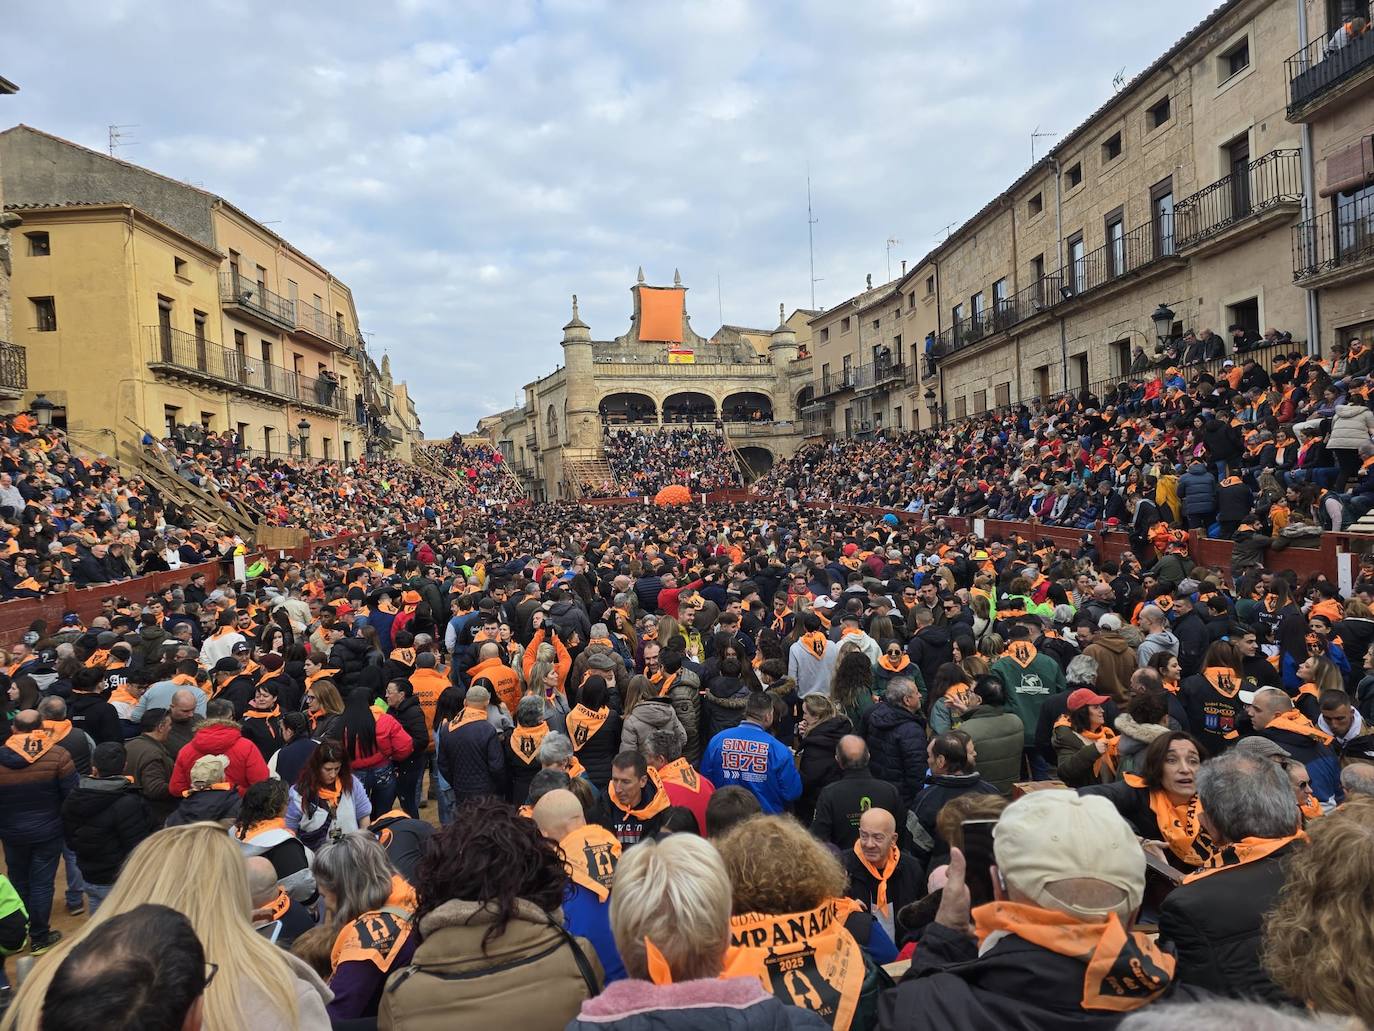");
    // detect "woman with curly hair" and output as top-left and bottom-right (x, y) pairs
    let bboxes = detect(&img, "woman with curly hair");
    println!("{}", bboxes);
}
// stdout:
(379, 797), (603, 1028)
(1264, 795), (1374, 1022)
(716, 814), (886, 1031)
(830, 648), (876, 730)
